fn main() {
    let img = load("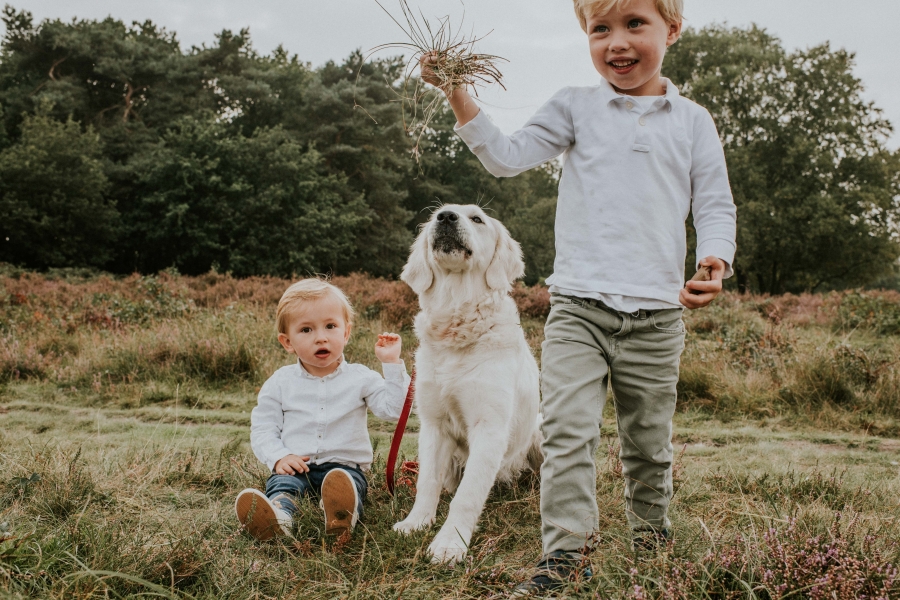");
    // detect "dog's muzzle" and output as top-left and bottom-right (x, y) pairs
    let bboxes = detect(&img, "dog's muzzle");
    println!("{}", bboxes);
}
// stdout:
(432, 210), (471, 256)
